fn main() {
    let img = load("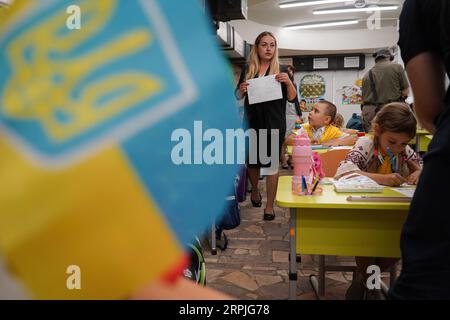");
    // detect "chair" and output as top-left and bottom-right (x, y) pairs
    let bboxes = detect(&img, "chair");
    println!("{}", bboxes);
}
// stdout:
(318, 149), (350, 177)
